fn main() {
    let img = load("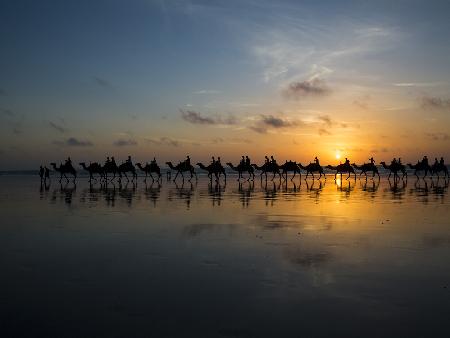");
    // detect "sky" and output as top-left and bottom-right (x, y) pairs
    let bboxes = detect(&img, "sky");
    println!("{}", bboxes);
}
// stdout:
(1, 0), (450, 169)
